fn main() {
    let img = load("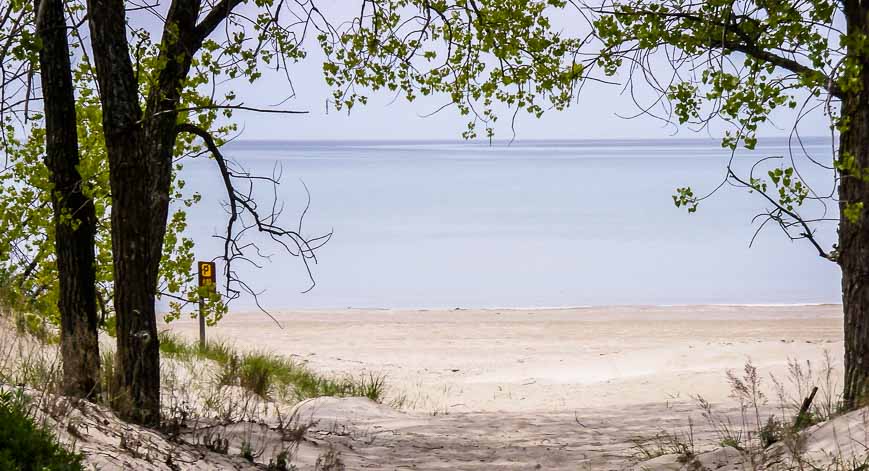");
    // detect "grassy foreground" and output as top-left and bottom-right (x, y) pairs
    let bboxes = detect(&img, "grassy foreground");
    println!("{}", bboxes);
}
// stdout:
(0, 308), (381, 469)
(158, 331), (386, 403)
